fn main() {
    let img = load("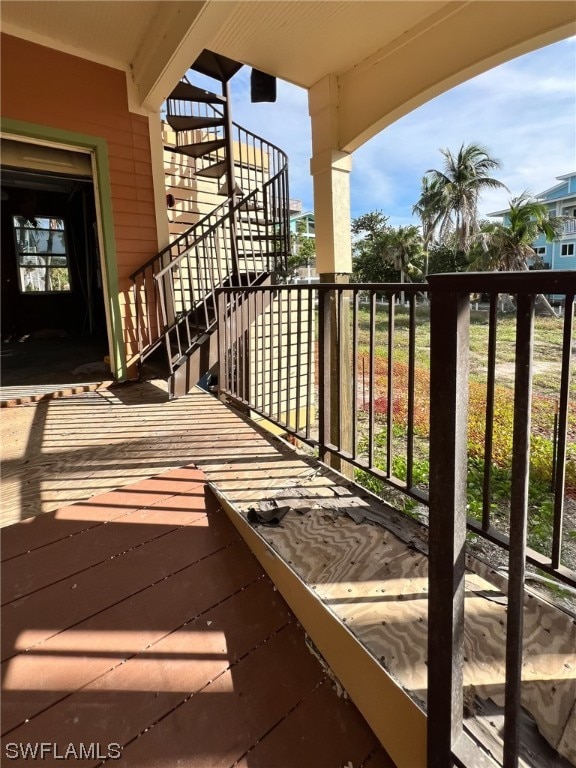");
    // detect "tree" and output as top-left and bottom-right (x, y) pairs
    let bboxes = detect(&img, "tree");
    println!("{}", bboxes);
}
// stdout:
(414, 143), (507, 255)
(351, 212), (425, 288)
(285, 218), (316, 279)
(470, 193), (564, 271)
(386, 225), (425, 282)
(470, 193), (565, 315)
(427, 243), (469, 275)
(351, 211), (396, 283)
